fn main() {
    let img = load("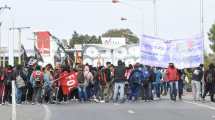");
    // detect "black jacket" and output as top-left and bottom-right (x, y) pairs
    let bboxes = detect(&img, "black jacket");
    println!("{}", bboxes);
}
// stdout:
(114, 65), (126, 83)
(192, 67), (203, 82)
